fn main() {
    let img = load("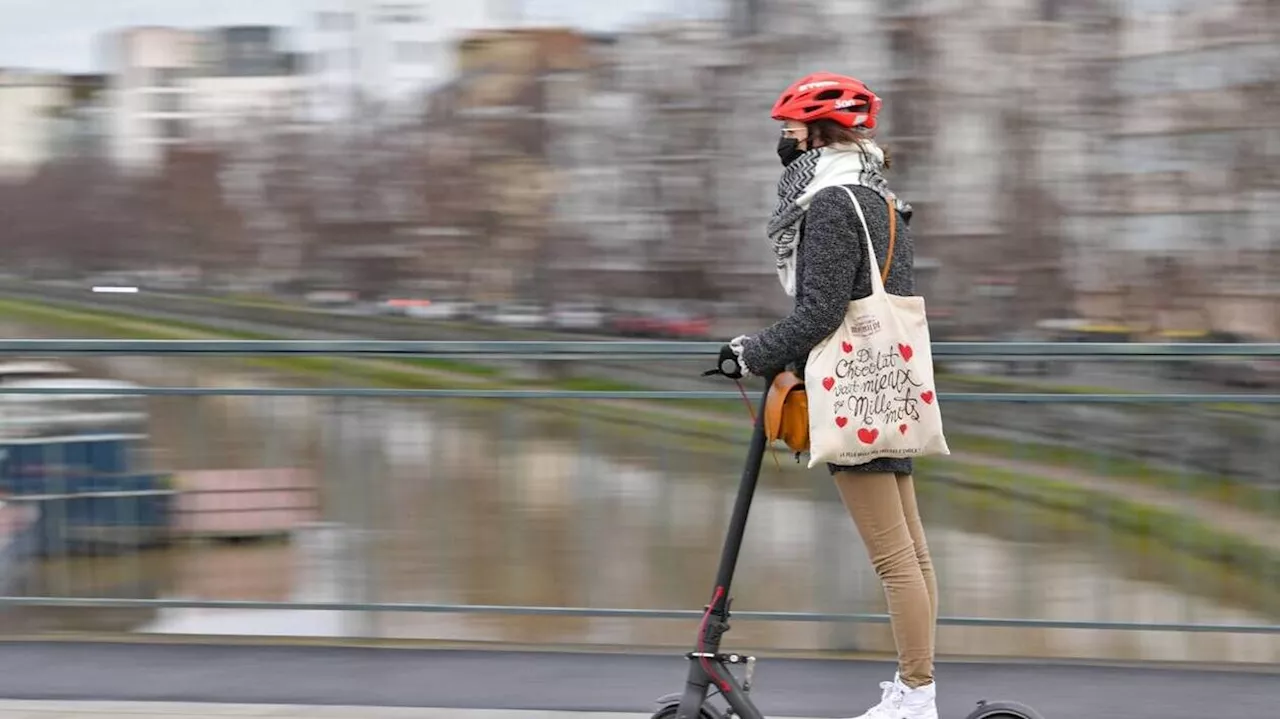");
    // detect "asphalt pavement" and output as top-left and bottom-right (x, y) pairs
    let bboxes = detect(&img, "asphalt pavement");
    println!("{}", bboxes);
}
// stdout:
(0, 703), (990, 719)
(0, 642), (1273, 719)
(0, 703), (696, 718)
